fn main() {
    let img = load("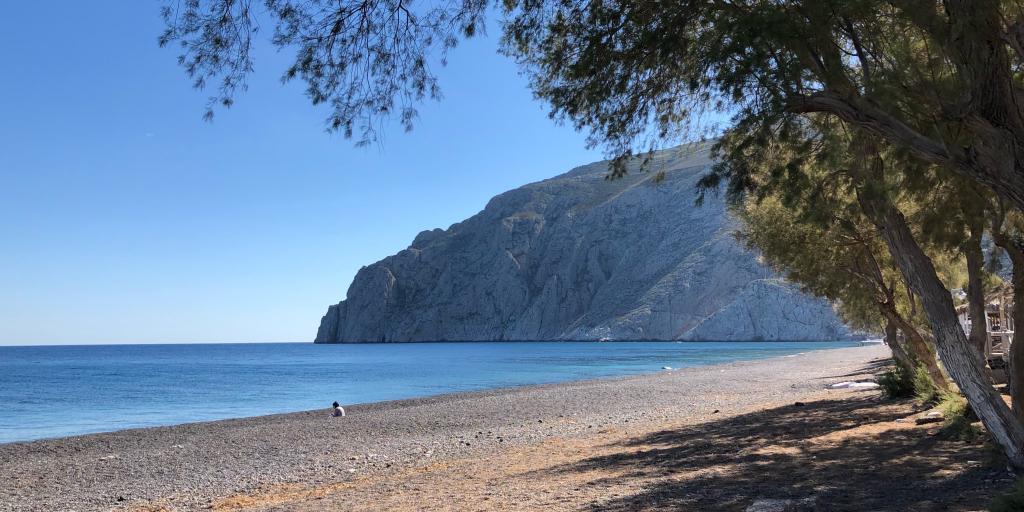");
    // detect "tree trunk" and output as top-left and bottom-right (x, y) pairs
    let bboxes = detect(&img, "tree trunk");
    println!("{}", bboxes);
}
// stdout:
(990, 226), (1024, 423)
(857, 188), (1024, 467)
(884, 317), (914, 371)
(1011, 264), (1024, 424)
(880, 304), (951, 391)
(964, 221), (990, 357)
(856, 226), (949, 389)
